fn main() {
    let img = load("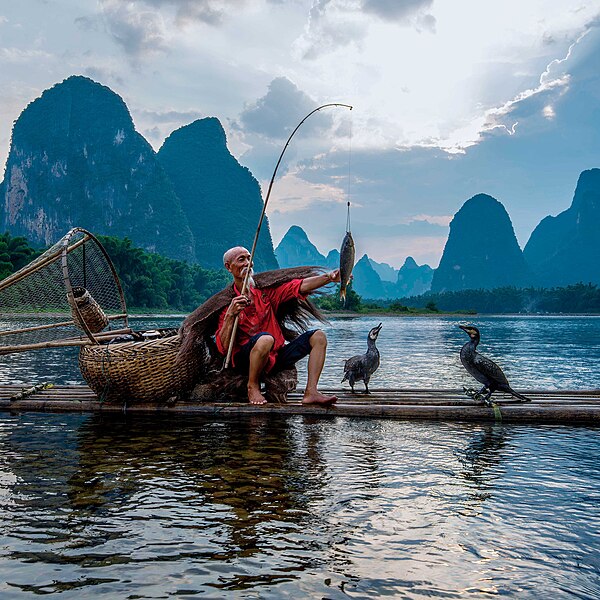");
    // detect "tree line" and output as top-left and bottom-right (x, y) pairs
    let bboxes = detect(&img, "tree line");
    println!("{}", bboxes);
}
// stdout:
(3, 231), (600, 313)
(315, 282), (600, 314)
(394, 284), (600, 314)
(0, 232), (230, 311)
